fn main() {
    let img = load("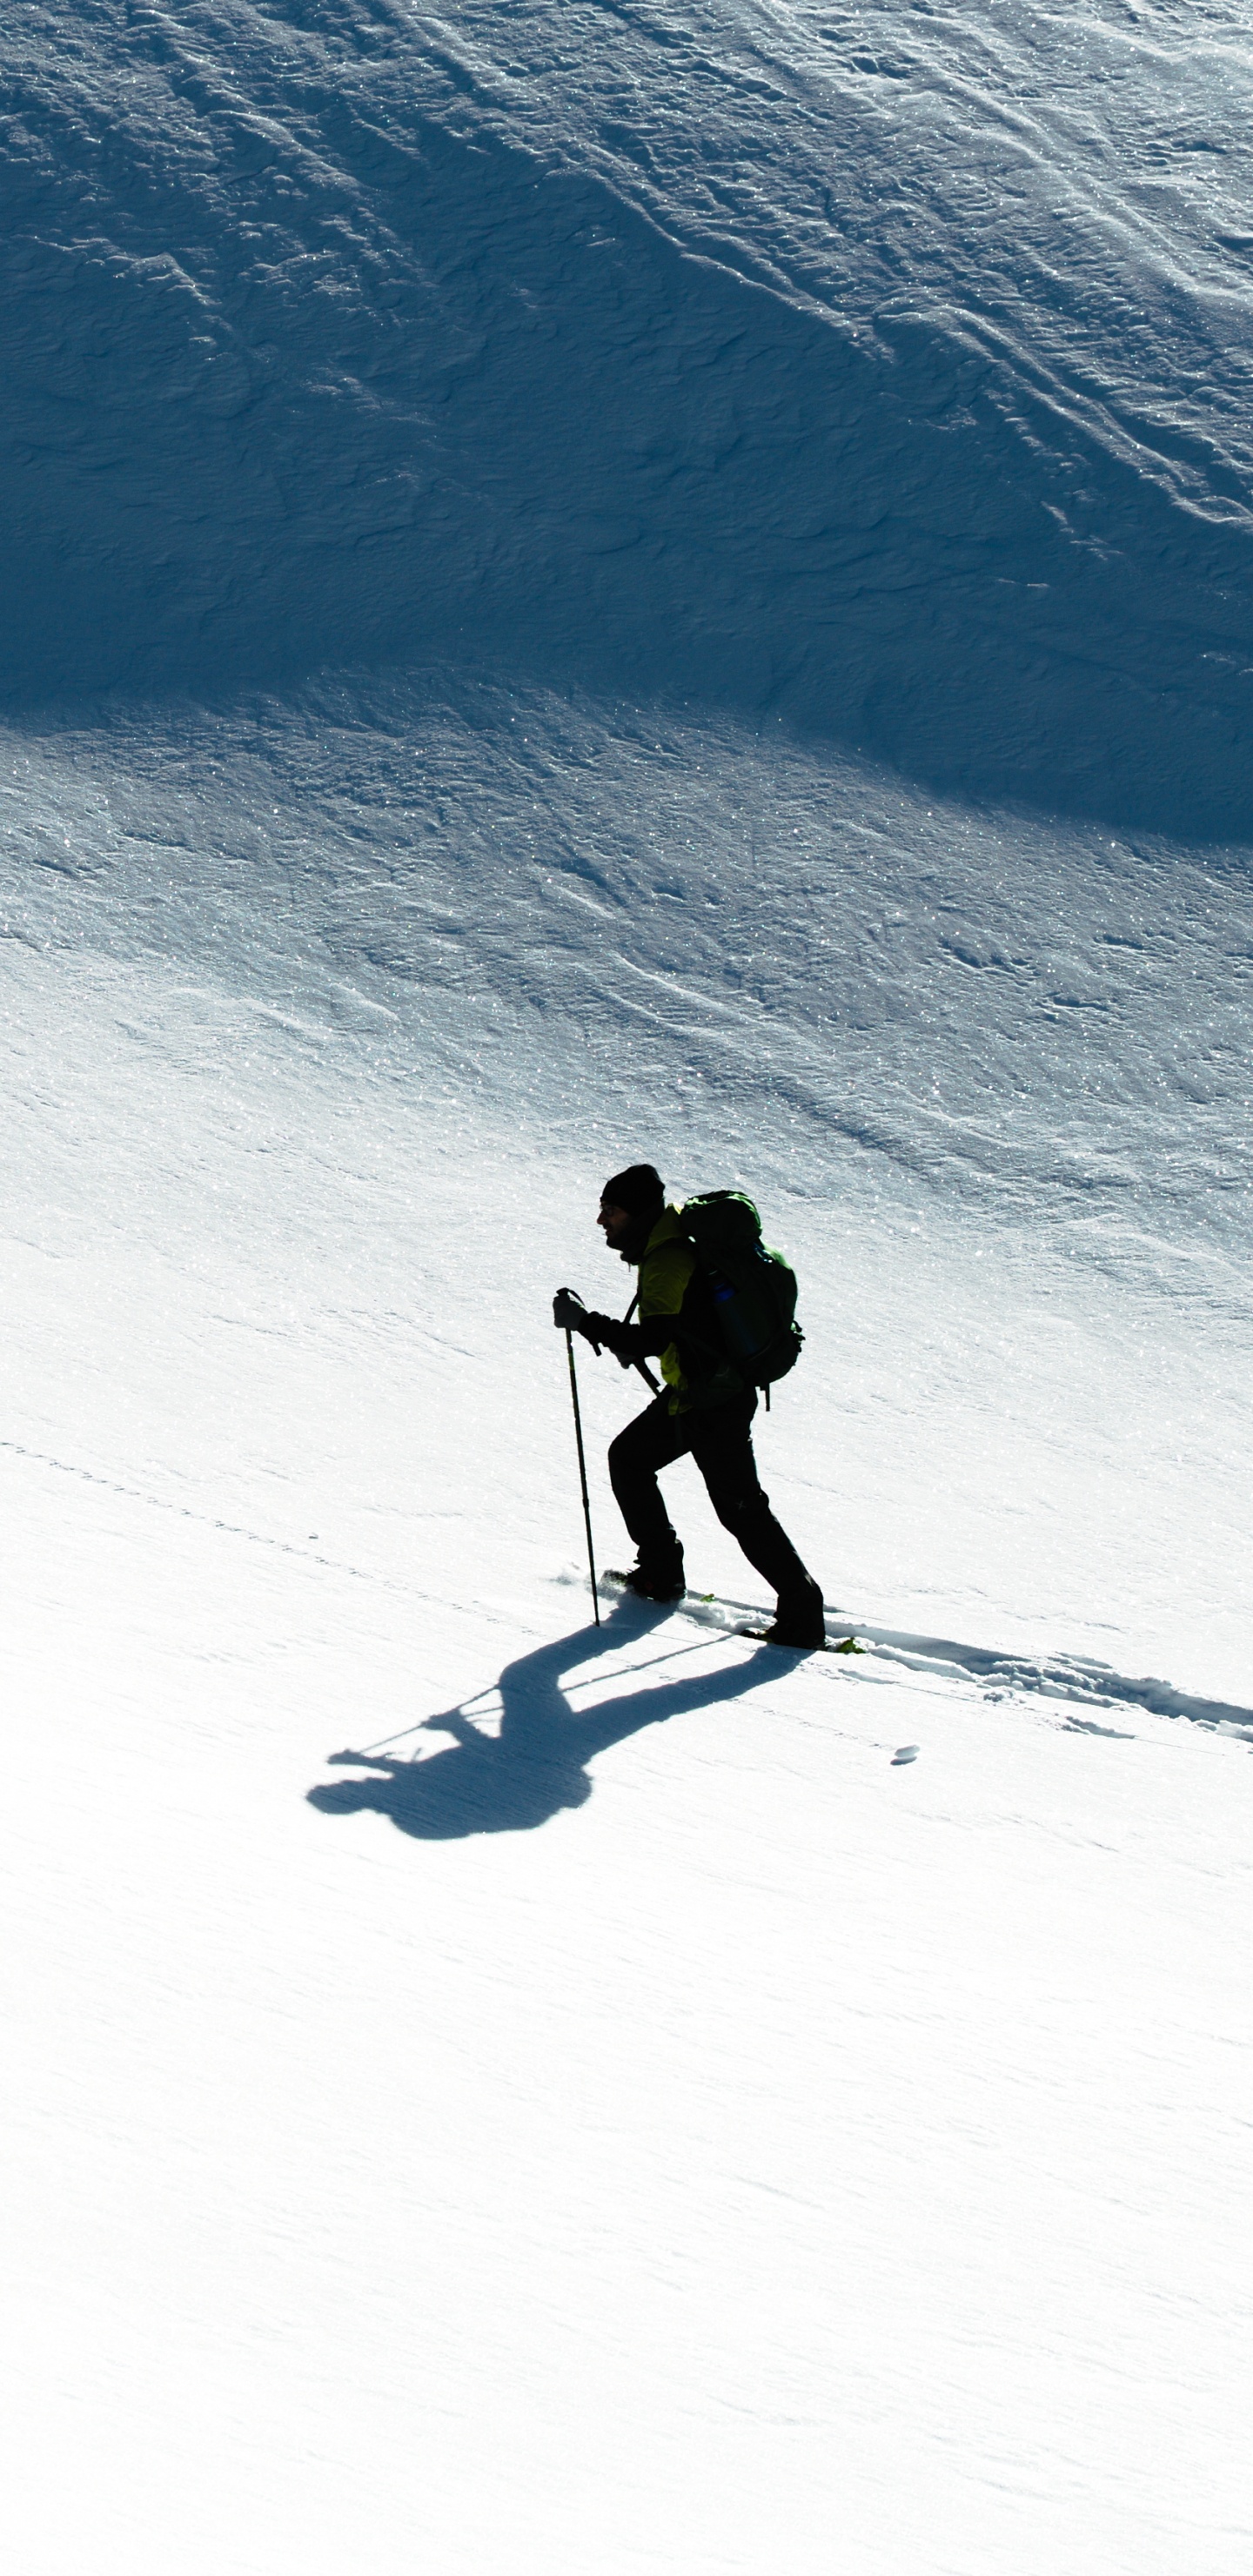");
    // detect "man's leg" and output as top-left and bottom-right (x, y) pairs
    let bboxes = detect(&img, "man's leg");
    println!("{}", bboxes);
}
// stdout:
(689, 1393), (825, 1644)
(608, 1397), (693, 1594)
